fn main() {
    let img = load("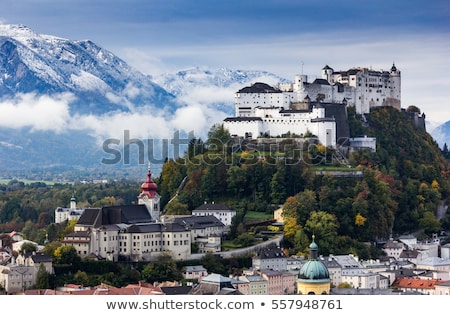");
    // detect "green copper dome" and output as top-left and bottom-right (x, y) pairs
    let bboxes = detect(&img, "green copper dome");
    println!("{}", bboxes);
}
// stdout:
(298, 260), (329, 280)
(298, 235), (330, 281)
